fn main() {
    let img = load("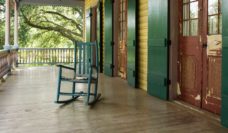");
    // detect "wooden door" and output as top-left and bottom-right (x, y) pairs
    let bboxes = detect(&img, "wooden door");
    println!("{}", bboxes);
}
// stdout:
(178, 0), (202, 107)
(118, 0), (127, 79)
(104, 0), (114, 76)
(179, 0), (222, 113)
(148, 0), (169, 100)
(202, 0), (222, 114)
